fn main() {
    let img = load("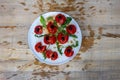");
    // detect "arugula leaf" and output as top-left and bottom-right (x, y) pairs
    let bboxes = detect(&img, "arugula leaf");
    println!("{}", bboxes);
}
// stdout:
(61, 17), (72, 28)
(69, 34), (78, 38)
(71, 41), (79, 48)
(53, 20), (57, 26)
(47, 16), (53, 21)
(42, 52), (46, 60)
(56, 42), (63, 55)
(64, 17), (72, 25)
(58, 27), (62, 32)
(40, 16), (46, 27)
(62, 30), (67, 34)
(55, 32), (58, 37)
(34, 34), (45, 38)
